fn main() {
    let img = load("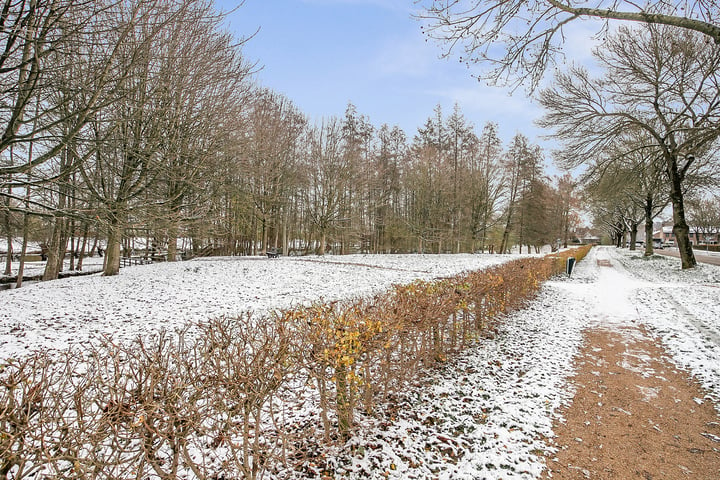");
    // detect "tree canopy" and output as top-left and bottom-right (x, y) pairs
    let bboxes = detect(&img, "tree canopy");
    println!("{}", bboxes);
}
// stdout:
(418, 0), (720, 88)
